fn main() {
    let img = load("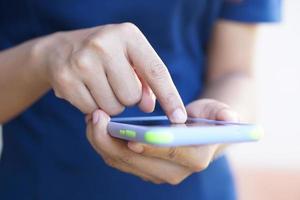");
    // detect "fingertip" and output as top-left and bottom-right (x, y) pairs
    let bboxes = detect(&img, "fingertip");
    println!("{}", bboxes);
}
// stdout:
(92, 109), (111, 125)
(217, 109), (239, 122)
(100, 109), (111, 121)
(169, 108), (187, 124)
